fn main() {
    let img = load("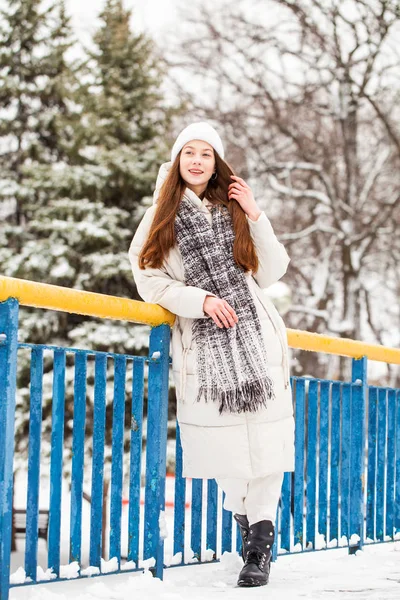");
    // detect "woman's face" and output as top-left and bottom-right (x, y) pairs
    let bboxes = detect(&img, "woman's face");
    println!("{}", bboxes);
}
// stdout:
(179, 139), (216, 194)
